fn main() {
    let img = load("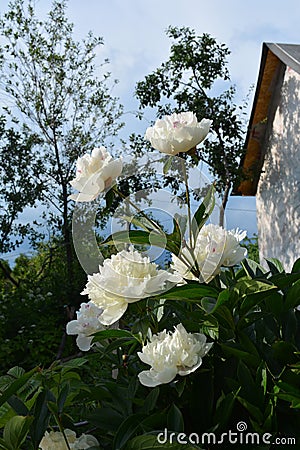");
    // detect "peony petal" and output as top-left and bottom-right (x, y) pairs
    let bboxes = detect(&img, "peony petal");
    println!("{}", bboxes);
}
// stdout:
(76, 335), (93, 352)
(66, 320), (80, 335)
(98, 299), (128, 326)
(178, 358), (203, 376)
(138, 367), (177, 387)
